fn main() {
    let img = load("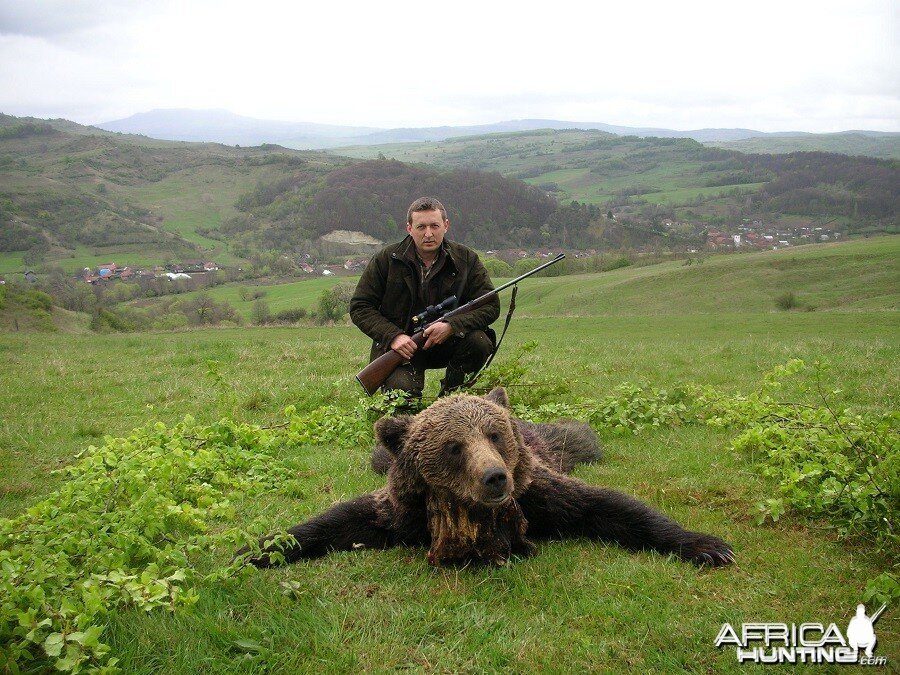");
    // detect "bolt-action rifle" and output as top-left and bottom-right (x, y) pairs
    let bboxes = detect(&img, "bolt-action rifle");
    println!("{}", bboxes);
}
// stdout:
(355, 253), (565, 395)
